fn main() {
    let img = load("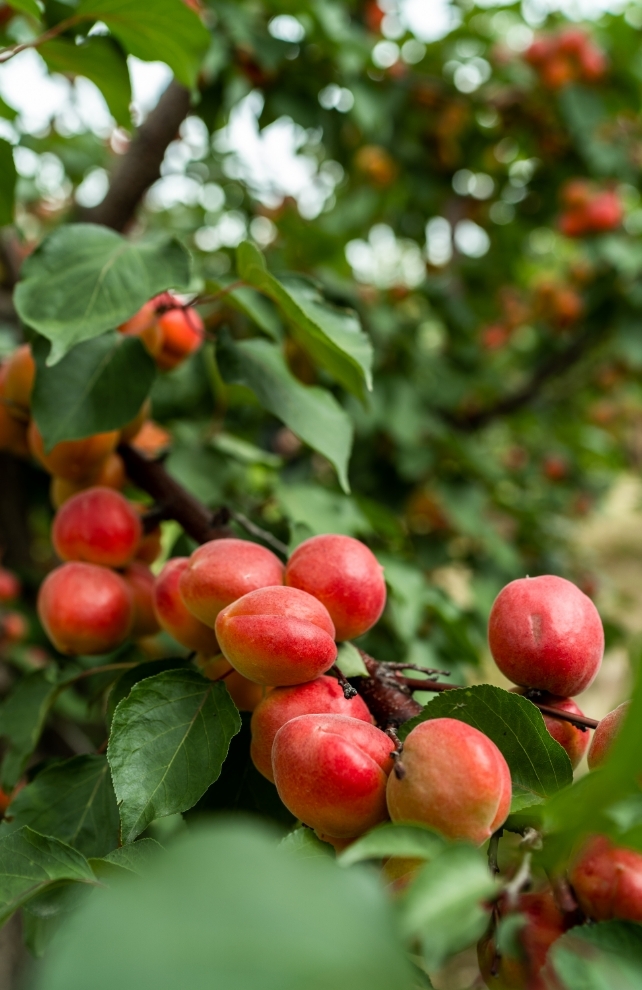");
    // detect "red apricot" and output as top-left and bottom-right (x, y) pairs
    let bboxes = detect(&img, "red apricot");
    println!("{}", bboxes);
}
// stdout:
(179, 538), (284, 627)
(585, 190), (622, 232)
(123, 561), (160, 638)
(153, 557), (220, 655)
(570, 835), (642, 922)
(386, 718), (511, 845)
(155, 306), (204, 370)
(0, 566), (20, 603)
(478, 889), (570, 990)
(28, 422), (120, 482)
(250, 675), (373, 781)
(215, 585), (337, 686)
(587, 702), (629, 770)
(38, 562), (133, 655)
(2, 611), (27, 643)
(272, 713), (394, 838)
(285, 534), (386, 641)
(488, 575), (604, 697)
(52, 488), (142, 568)
(3, 344), (35, 421)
